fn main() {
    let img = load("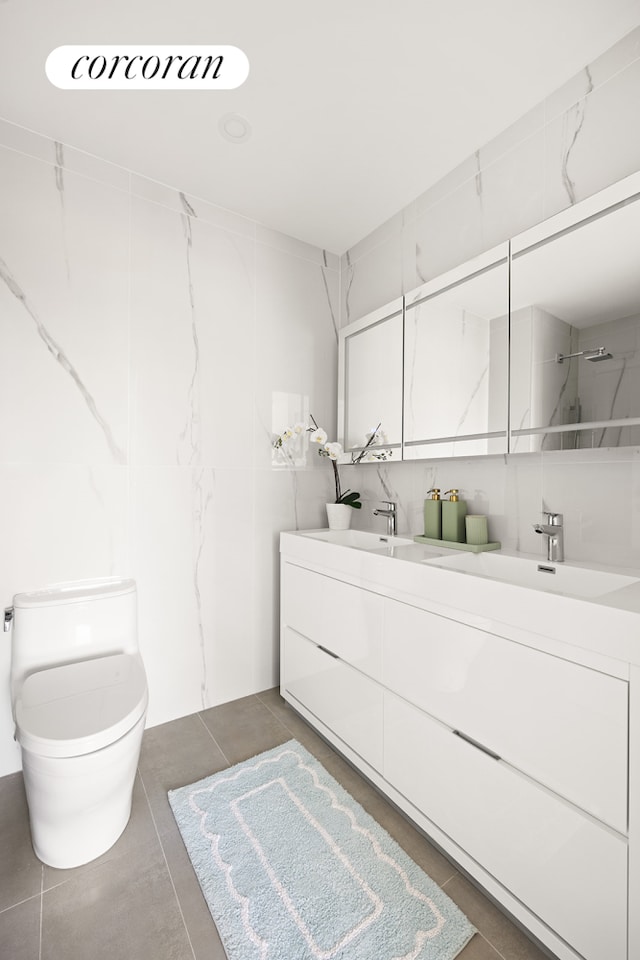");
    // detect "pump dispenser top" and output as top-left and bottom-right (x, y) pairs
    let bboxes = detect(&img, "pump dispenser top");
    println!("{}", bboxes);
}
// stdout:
(442, 488), (467, 542)
(423, 488), (442, 539)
